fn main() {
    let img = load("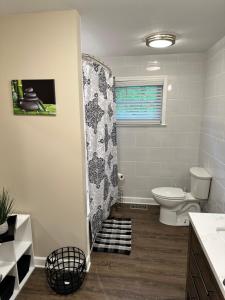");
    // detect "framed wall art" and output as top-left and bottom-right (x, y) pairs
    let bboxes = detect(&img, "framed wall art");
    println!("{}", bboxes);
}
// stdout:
(11, 79), (56, 116)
